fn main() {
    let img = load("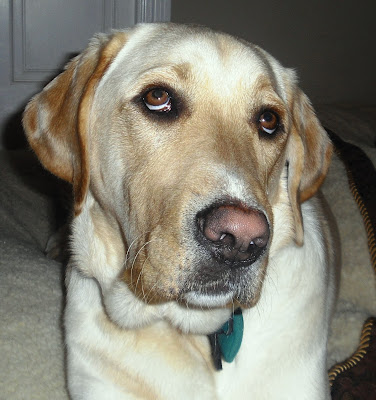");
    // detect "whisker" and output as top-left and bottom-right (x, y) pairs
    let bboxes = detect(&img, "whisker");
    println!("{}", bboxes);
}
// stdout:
(132, 240), (153, 288)
(139, 257), (153, 302)
(124, 238), (137, 267)
(143, 276), (162, 304)
(125, 238), (139, 285)
(124, 231), (153, 270)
